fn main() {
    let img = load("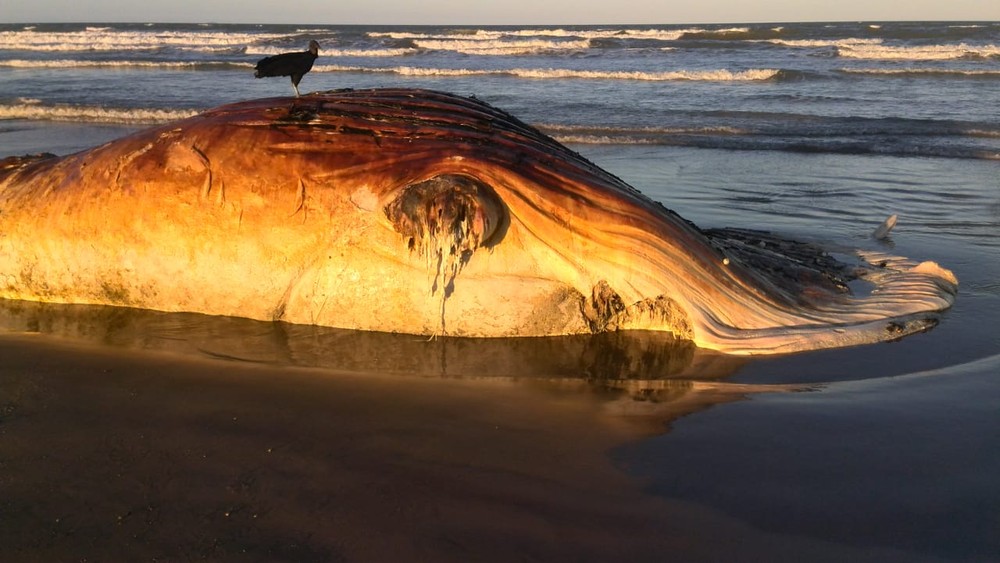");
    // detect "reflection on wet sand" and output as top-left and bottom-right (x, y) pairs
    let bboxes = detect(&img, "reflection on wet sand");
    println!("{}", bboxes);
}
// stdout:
(0, 299), (747, 381)
(1, 298), (812, 438)
(0, 304), (836, 562)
